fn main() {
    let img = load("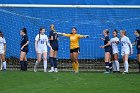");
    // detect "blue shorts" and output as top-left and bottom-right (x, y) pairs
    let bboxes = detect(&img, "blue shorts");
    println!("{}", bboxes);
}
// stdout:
(21, 48), (28, 54)
(105, 47), (112, 54)
(137, 49), (140, 54)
